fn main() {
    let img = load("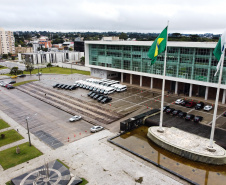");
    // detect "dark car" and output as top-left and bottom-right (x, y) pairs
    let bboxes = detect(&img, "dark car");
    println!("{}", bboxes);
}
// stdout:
(93, 94), (101, 100)
(63, 85), (69, 89)
(194, 116), (203, 123)
(57, 84), (64, 88)
(165, 108), (175, 114)
(163, 106), (170, 112)
(69, 85), (77, 90)
(172, 110), (182, 116)
(65, 85), (71, 90)
(61, 84), (67, 89)
(195, 102), (205, 110)
(100, 89), (105, 94)
(185, 101), (196, 108)
(88, 91), (94, 96)
(76, 83), (80, 87)
(6, 84), (15, 89)
(86, 86), (90, 90)
(53, 83), (60, 88)
(185, 114), (195, 121)
(89, 86), (94, 91)
(178, 112), (187, 118)
(8, 80), (16, 84)
(17, 74), (26, 77)
(90, 92), (97, 98)
(223, 112), (226, 117)
(180, 100), (189, 106)
(79, 84), (83, 88)
(101, 97), (112, 104)
(97, 95), (107, 102)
